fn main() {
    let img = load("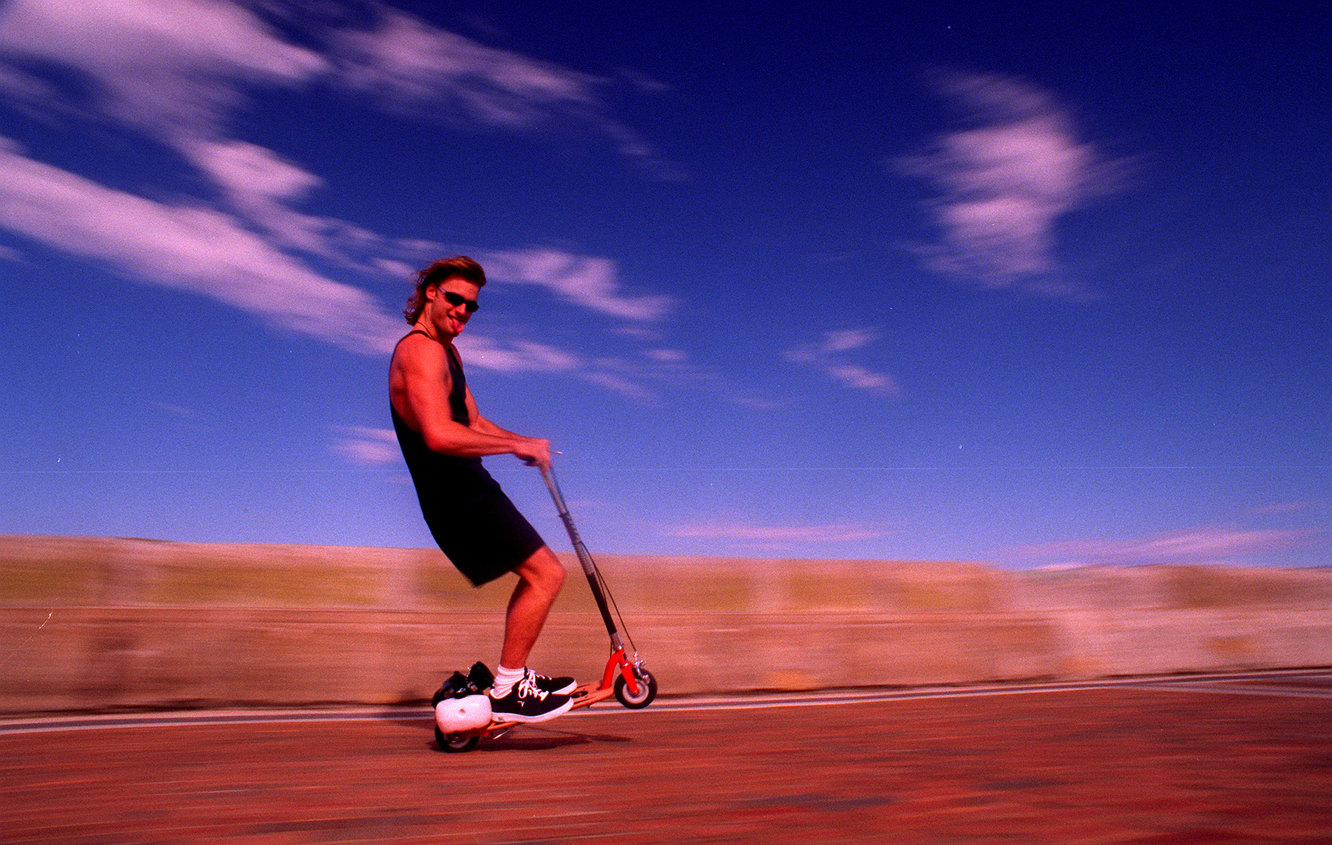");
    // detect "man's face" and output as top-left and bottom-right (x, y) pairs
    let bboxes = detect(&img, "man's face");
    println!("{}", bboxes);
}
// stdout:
(427, 279), (480, 339)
